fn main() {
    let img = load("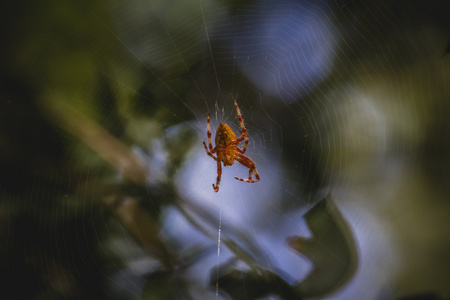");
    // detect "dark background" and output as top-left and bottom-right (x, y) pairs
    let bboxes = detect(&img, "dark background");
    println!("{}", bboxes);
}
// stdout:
(1, 0), (450, 299)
